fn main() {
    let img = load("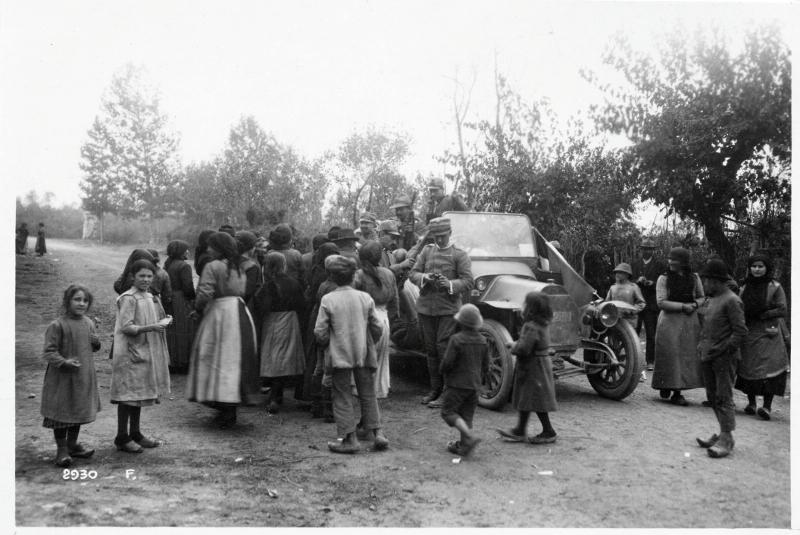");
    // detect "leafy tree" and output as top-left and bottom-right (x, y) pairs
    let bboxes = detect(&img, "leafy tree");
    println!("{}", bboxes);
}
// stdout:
(179, 116), (326, 236)
(584, 24), (791, 266)
(79, 116), (121, 242)
(445, 76), (640, 276)
(324, 128), (412, 227)
(78, 63), (182, 241)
